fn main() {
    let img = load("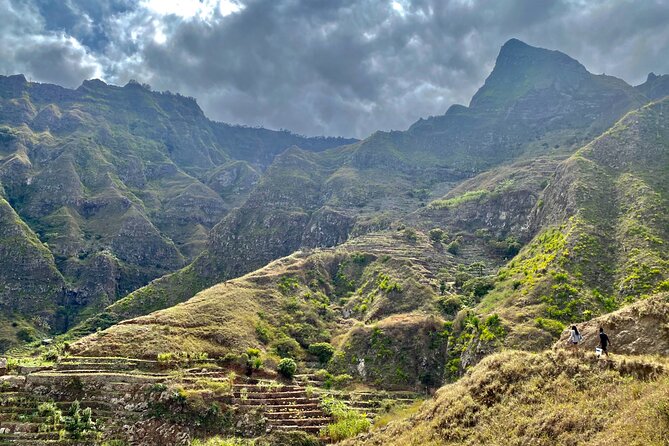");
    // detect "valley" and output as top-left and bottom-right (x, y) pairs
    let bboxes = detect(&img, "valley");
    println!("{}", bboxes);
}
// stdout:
(0, 38), (668, 445)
